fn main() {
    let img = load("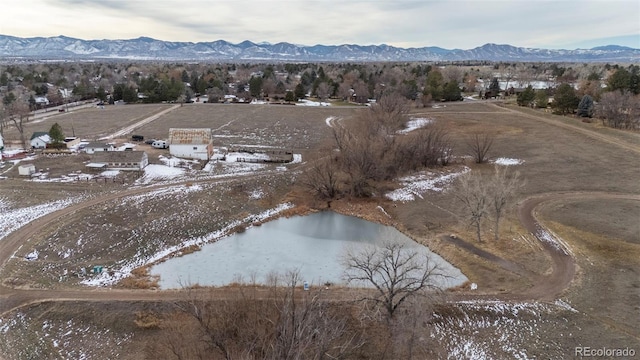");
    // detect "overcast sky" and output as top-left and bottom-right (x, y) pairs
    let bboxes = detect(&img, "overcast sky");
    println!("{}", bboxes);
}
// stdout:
(1, 0), (638, 49)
